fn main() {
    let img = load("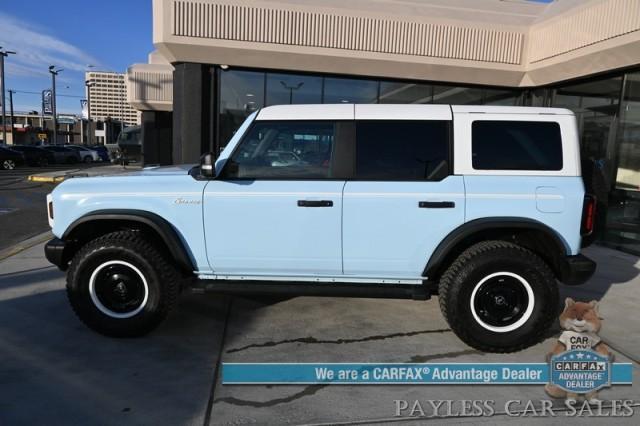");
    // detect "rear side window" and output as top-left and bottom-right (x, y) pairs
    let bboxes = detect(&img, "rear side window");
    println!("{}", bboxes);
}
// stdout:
(355, 120), (450, 180)
(472, 121), (562, 170)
